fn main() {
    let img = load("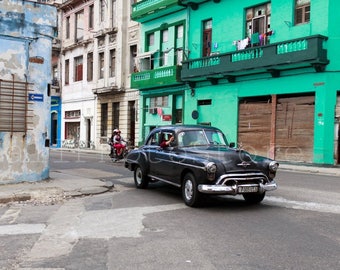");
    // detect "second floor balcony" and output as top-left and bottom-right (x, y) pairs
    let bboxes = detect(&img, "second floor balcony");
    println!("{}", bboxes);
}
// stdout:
(181, 35), (329, 83)
(131, 0), (184, 22)
(131, 65), (182, 90)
